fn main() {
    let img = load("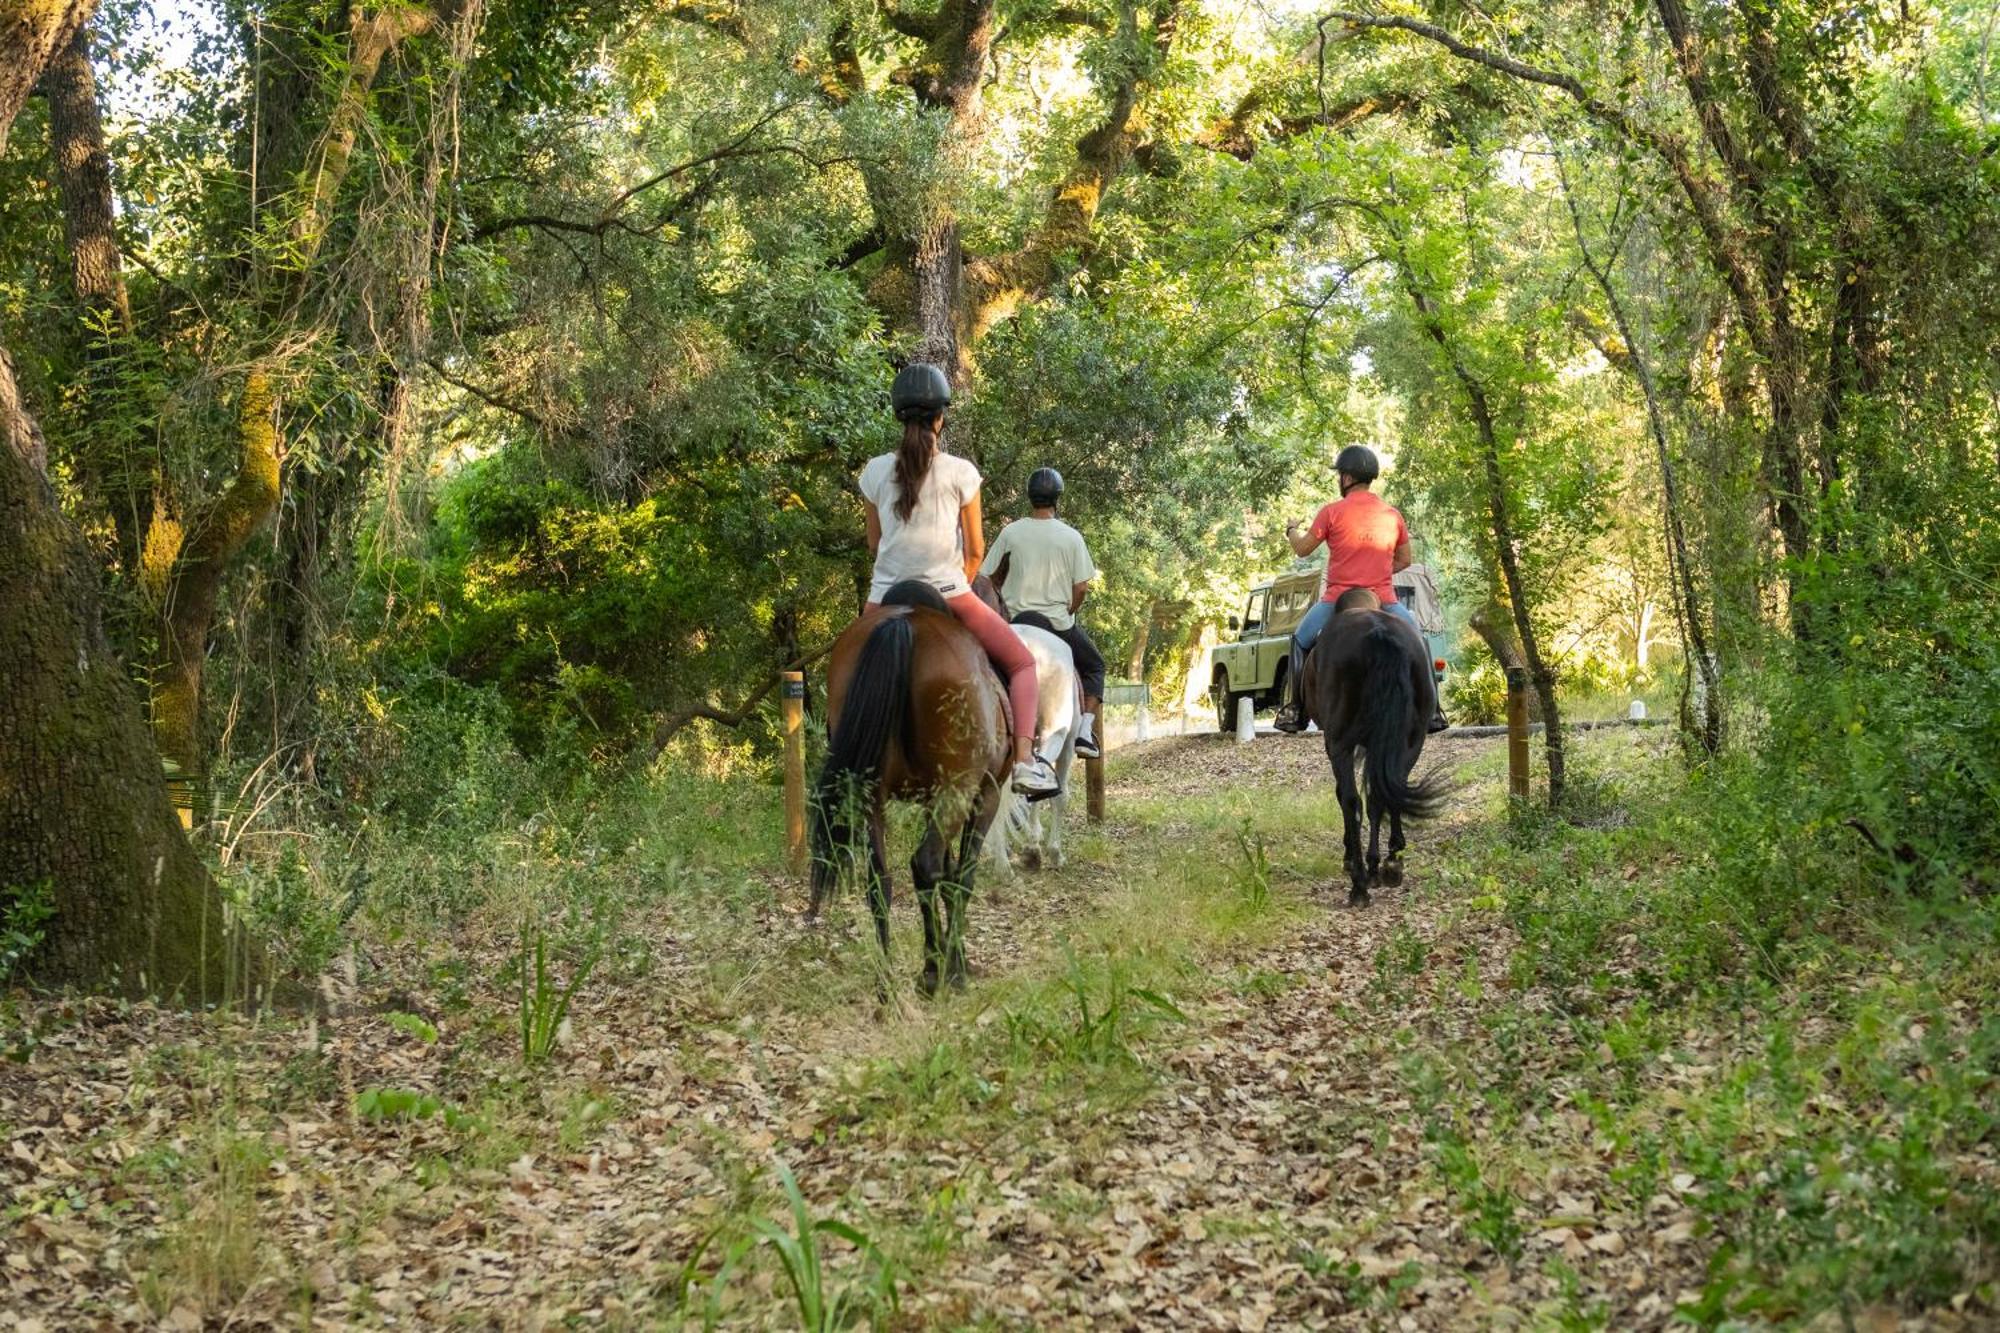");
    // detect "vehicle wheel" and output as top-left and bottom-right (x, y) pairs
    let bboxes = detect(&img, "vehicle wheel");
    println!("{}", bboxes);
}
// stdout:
(1211, 674), (1235, 733)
